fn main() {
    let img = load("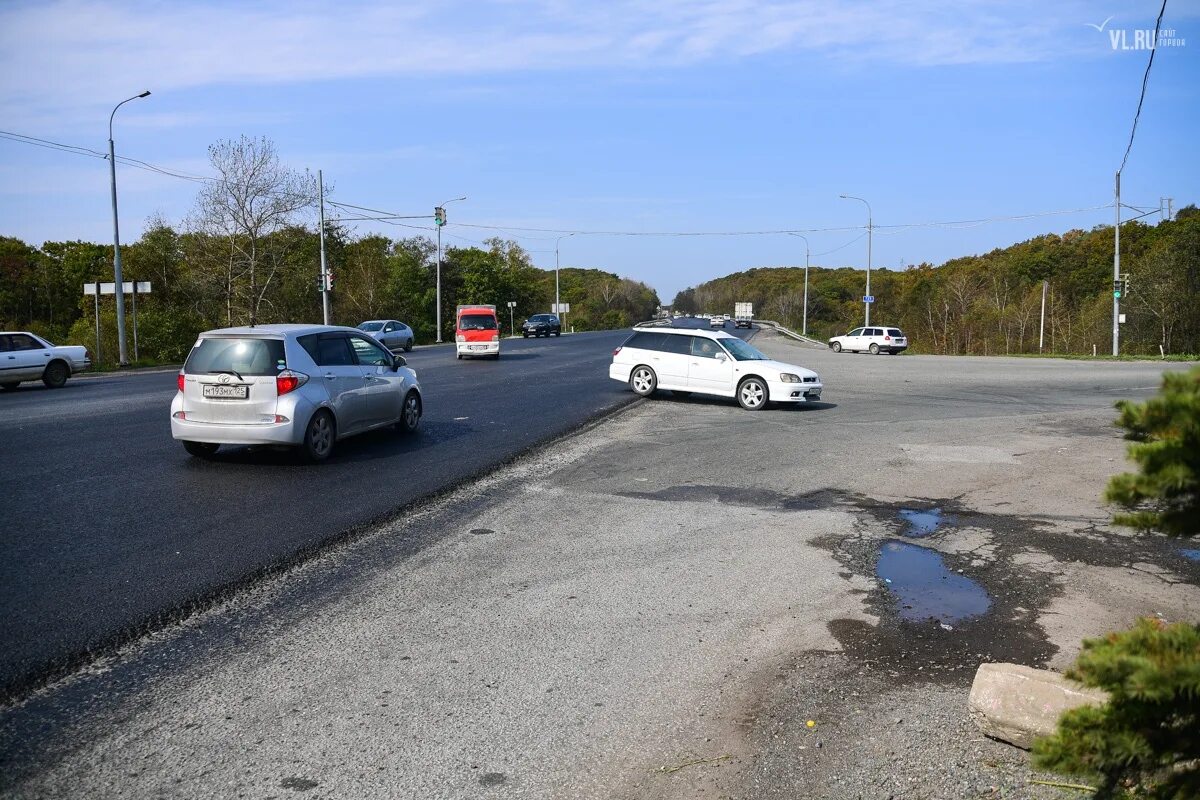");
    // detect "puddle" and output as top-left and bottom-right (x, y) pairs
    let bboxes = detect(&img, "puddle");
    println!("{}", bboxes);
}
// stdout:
(898, 508), (946, 538)
(1181, 549), (1200, 562)
(876, 541), (991, 624)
